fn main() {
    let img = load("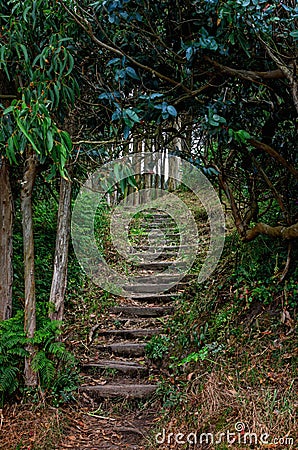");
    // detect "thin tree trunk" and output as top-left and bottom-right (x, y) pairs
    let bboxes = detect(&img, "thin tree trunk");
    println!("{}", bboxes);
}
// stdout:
(0, 158), (13, 320)
(21, 149), (37, 387)
(133, 139), (142, 206)
(49, 177), (72, 322)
